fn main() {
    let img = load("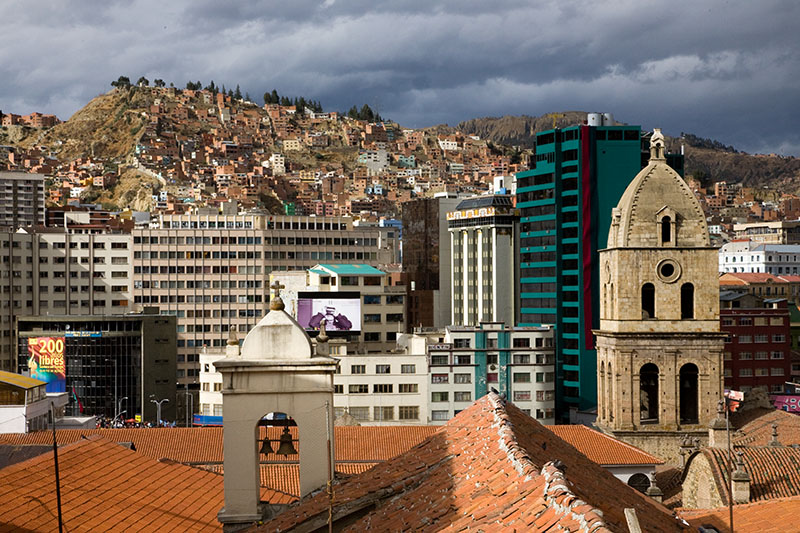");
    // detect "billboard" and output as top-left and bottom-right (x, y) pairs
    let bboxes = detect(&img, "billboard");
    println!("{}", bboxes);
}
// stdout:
(28, 337), (66, 393)
(296, 291), (361, 334)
